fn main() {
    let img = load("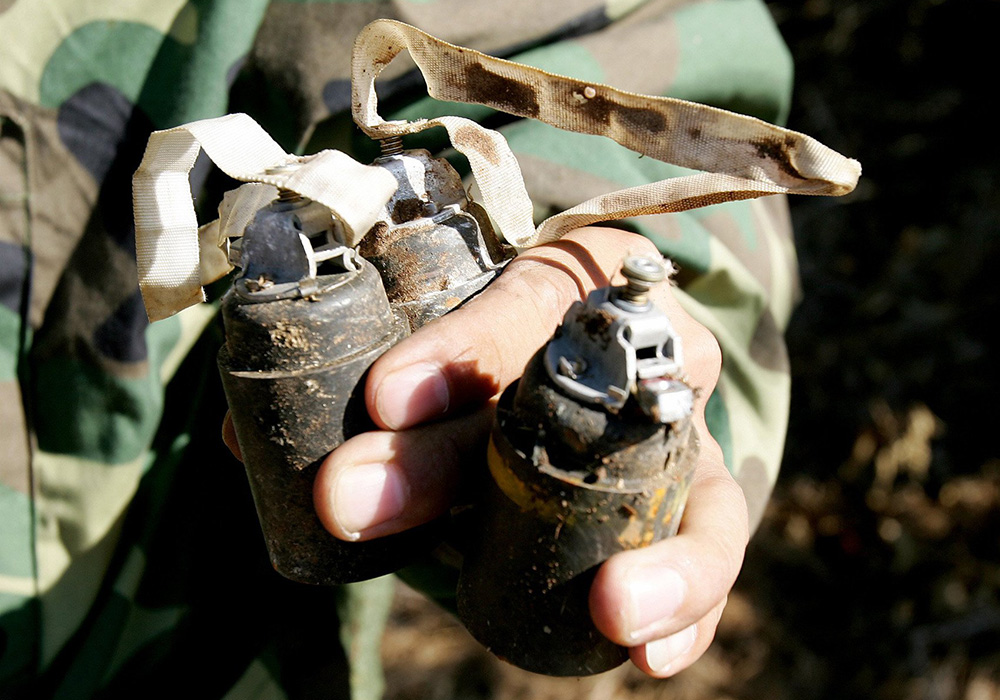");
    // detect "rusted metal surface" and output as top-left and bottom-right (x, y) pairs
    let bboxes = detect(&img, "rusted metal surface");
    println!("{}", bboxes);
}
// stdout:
(457, 347), (698, 676)
(362, 210), (508, 329)
(359, 149), (512, 330)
